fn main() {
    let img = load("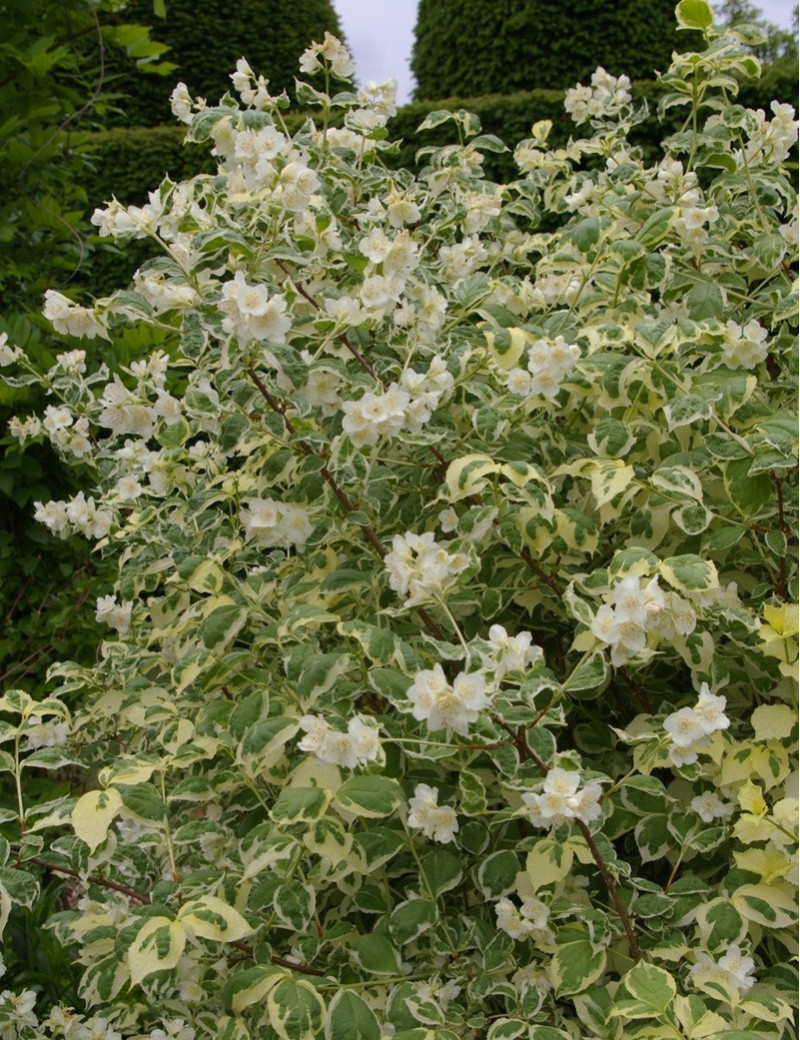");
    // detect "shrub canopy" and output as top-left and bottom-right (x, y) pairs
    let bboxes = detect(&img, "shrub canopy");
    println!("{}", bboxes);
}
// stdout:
(0, 4), (798, 1036)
